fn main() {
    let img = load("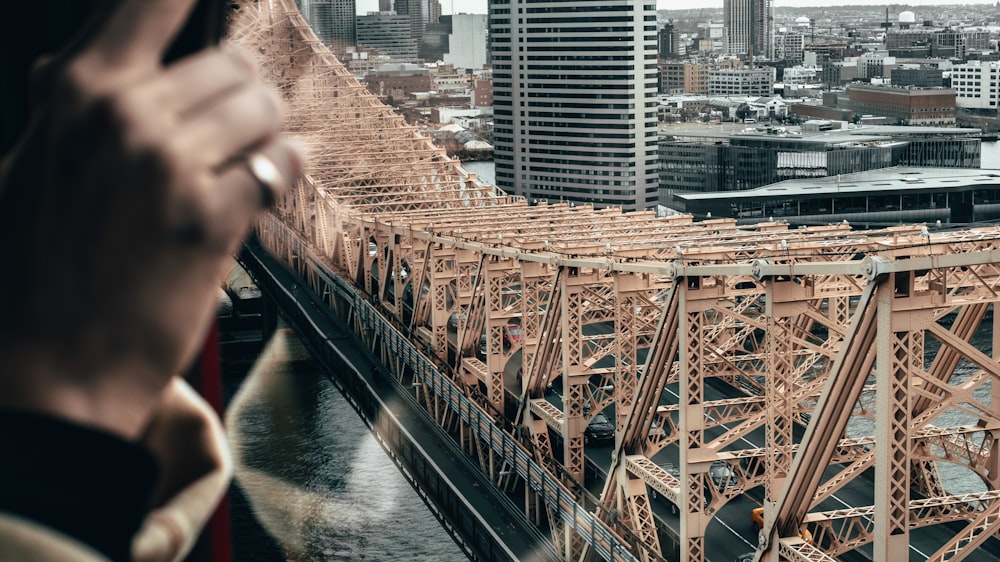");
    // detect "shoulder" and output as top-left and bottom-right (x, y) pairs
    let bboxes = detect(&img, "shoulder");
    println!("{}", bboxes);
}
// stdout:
(0, 511), (108, 562)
